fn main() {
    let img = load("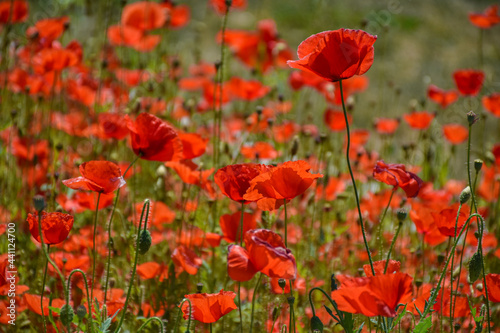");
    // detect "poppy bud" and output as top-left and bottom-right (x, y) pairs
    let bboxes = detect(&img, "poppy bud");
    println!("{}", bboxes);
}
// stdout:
(278, 278), (287, 290)
(311, 315), (324, 332)
(290, 136), (299, 156)
(330, 274), (338, 292)
(33, 195), (46, 212)
(76, 305), (87, 320)
(474, 159), (483, 172)
(197, 283), (203, 293)
(467, 111), (478, 125)
(459, 186), (471, 204)
(60, 304), (74, 327)
(396, 209), (407, 222)
(138, 230), (152, 255)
